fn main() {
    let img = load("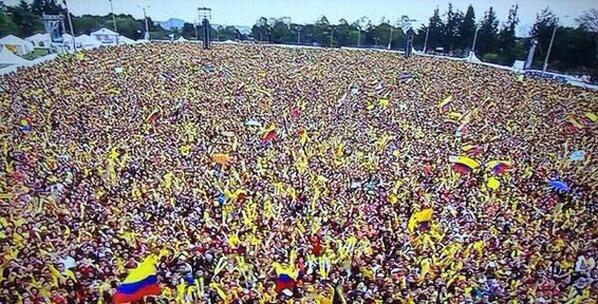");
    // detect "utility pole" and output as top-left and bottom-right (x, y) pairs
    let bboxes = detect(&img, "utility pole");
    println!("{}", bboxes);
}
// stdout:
(63, 0), (76, 52)
(469, 26), (479, 62)
(194, 19), (198, 40)
(330, 26), (334, 47)
(422, 26), (430, 53)
(357, 29), (361, 47)
(109, 0), (119, 45)
(525, 39), (537, 69)
(542, 23), (558, 74)
(142, 6), (149, 40)
(387, 25), (393, 49)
